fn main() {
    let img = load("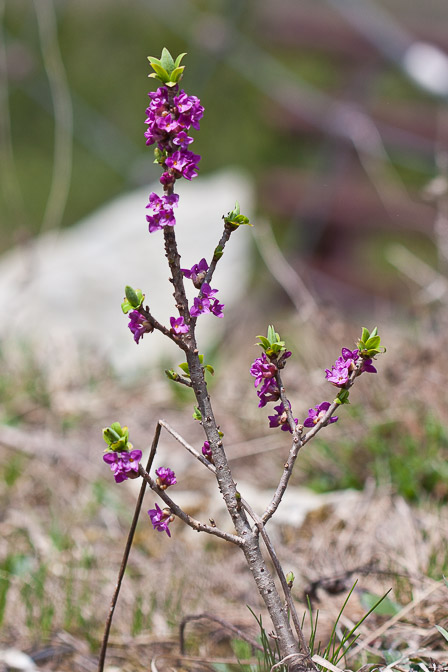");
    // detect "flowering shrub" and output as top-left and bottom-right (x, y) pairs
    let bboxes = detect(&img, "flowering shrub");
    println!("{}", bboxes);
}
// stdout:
(99, 49), (384, 672)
